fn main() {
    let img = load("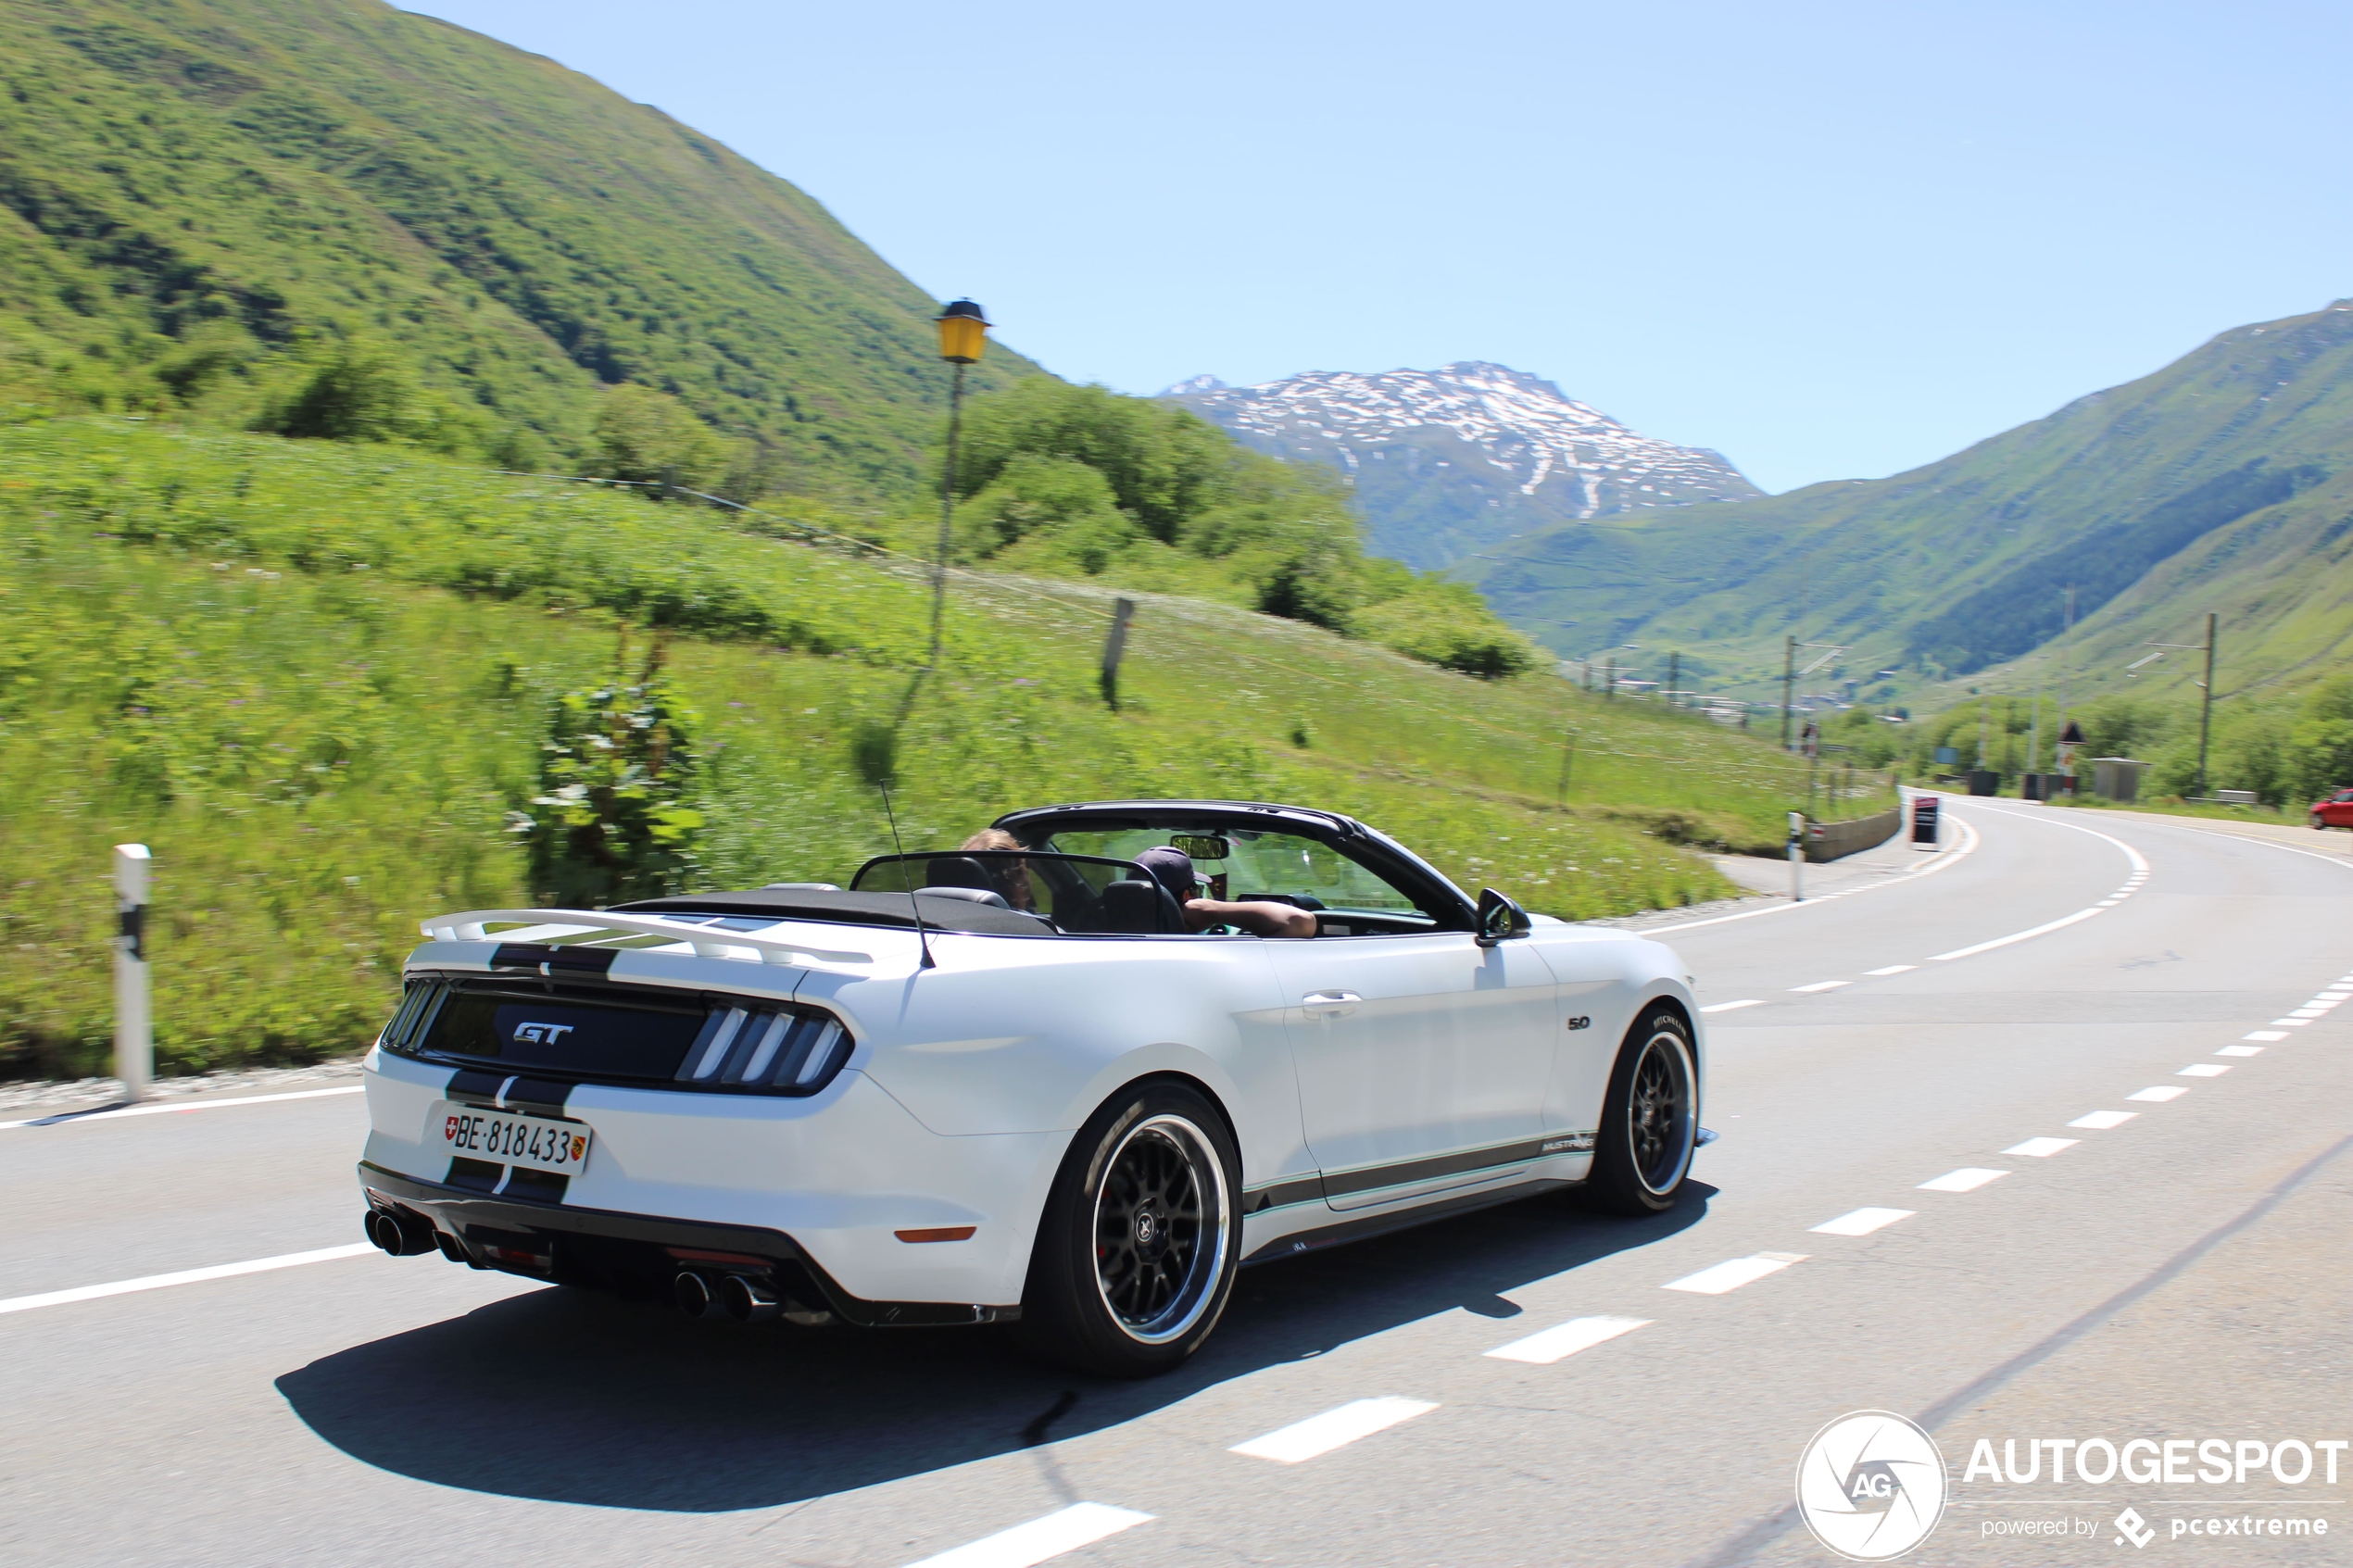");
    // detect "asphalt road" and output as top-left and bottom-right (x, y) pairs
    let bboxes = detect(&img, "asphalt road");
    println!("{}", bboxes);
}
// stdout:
(4, 799), (2349, 1567)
